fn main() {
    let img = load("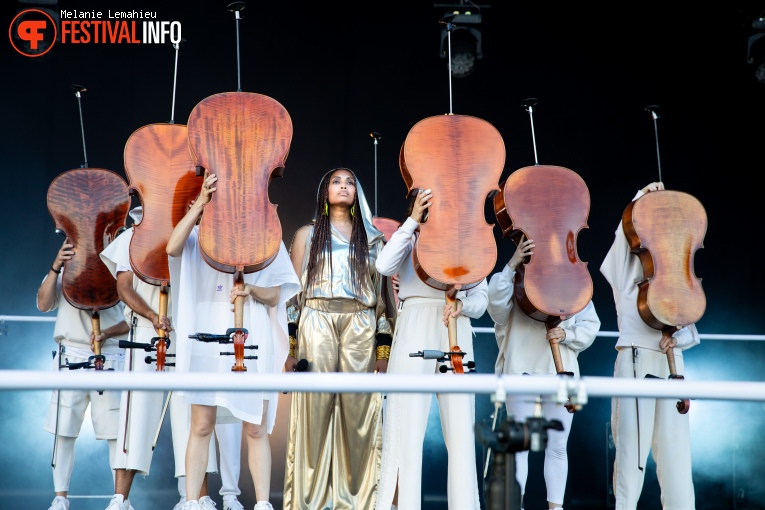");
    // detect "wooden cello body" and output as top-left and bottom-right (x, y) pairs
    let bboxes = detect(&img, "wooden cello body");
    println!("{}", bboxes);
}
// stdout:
(400, 113), (505, 372)
(622, 190), (706, 330)
(124, 123), (202, 285)
(187, 92), (292, 275)
(400, 114), (504, 291)
(494, 165), (593, 325)
(123, 123), (202, 370)
(47, 168), (130, 369)
(622, 189), (707, 413)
